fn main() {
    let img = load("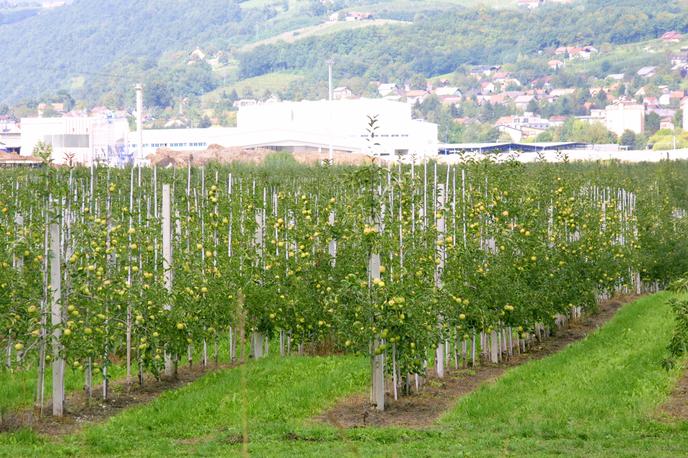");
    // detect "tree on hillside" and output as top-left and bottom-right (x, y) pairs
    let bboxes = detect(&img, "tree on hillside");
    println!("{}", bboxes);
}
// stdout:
(674, 110), (683, 130)
(645, 112), (660, 136)
(619, 130), (637, 149)
(306, 0), (326, 16)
